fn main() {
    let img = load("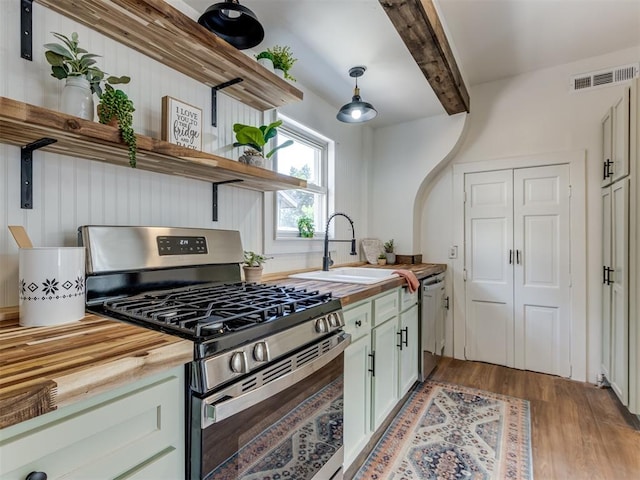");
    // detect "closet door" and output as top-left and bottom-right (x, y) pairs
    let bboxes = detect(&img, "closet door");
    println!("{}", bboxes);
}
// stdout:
(464, 169), (514, 367)
(513, 165), (571, 377)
